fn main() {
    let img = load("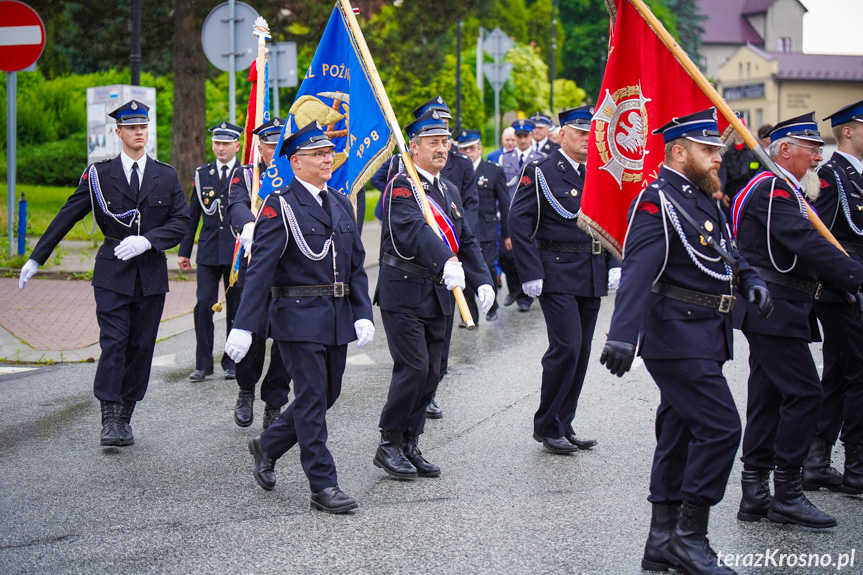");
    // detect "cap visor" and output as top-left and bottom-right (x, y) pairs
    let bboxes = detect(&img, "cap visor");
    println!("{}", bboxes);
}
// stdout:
(685, 135), (725, 147)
